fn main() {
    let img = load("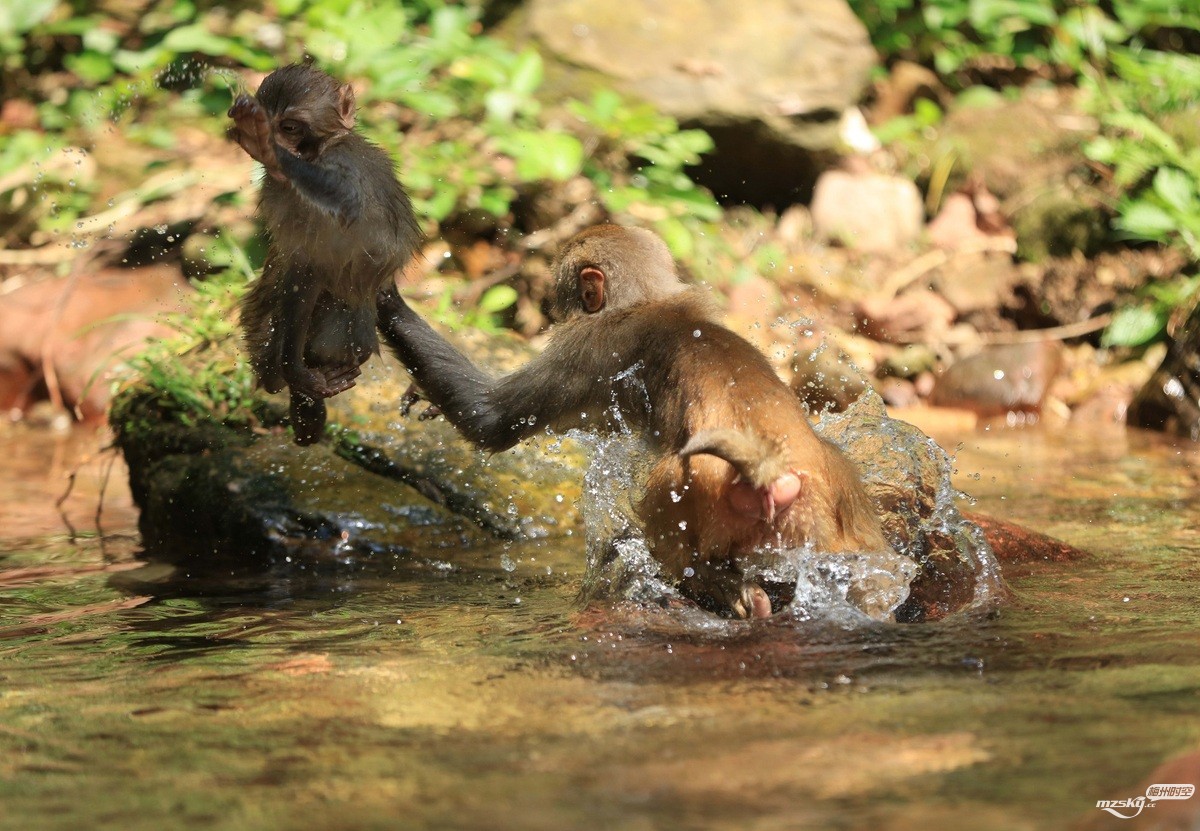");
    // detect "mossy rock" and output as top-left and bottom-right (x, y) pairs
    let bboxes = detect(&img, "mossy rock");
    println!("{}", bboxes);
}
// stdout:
(111, 327), (588, 567)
